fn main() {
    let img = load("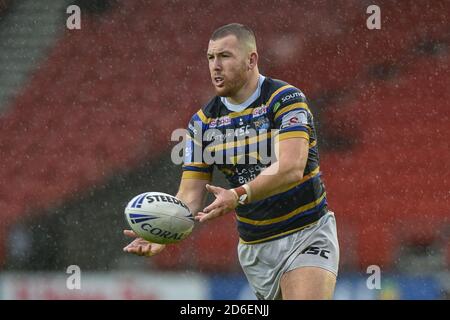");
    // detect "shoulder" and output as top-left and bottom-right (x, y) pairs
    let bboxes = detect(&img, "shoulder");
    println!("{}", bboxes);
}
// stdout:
(189, 96), (221, 124)
(262, 77), (308, 109)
